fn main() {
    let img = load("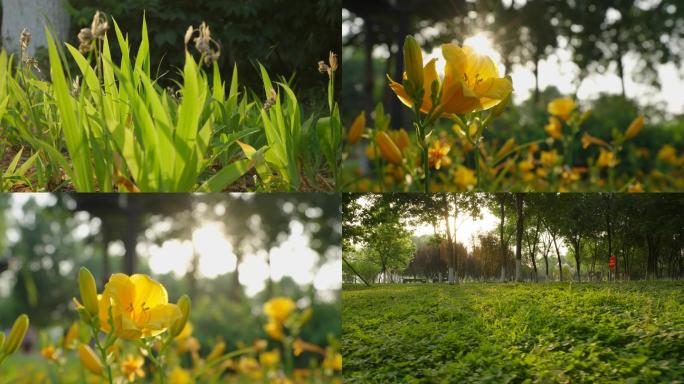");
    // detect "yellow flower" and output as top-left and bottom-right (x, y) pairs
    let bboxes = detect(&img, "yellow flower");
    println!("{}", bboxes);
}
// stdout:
(581, 133), (608, 149)
(428, 140), (452, 170)
(544, 117), (562, 139)
(495, 138), (516, 159)
(347, 111), (365, 145)
(518, 154), (535, 172)
(365, 144), (377, 160)
(388, 39), (512, 116)
(539, 150), (559, 167)
(393, 128), (411, 150)
(63, 322), (80, 350)
(259, 349), (280, 367)
(78, 344), (103, 375)
(263, 297), (296, 323)
(238, 356), (260, 373)
(121, 354), (145, 382)
(454, 165), (476, 190)
(628, 182), (644, 192)
(169, 366), (192, 384)
(547, 97), (576, 121)
(206, 339), (226, 361)
(375, 132), (403, 165)
(98, 274), (182, 340)
(174, 322), (193, 341)
(623, 115), (644, 140)
(323, 350), (342, 371)
(657, 144), (677, 164)
(264, 320), (284, 341)
(41, 345), (60, 363)
(597, 148), (618, 168)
